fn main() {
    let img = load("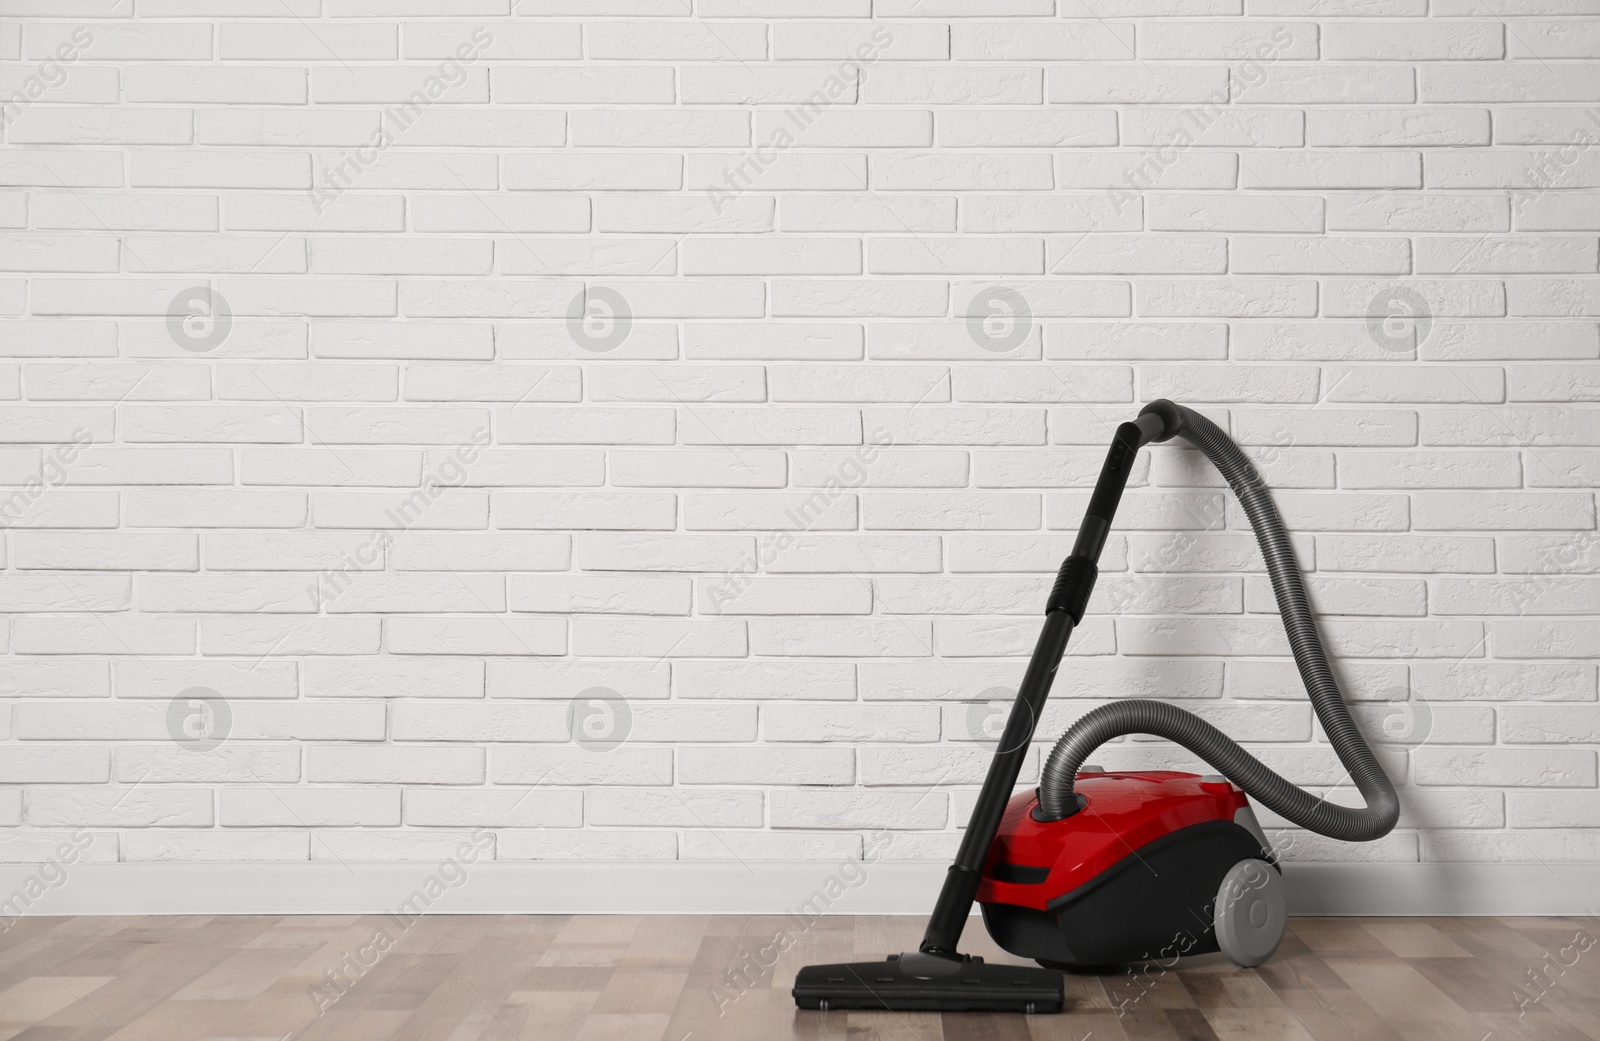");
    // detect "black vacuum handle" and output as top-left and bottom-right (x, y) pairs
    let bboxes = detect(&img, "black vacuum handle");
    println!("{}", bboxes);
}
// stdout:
(919, 408), (1171, 955)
